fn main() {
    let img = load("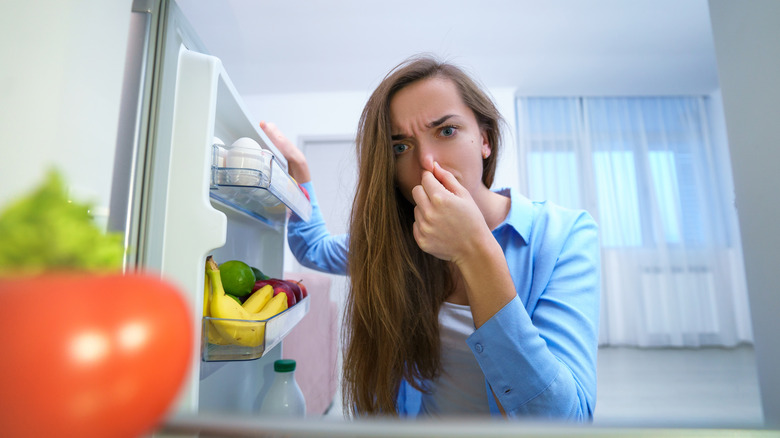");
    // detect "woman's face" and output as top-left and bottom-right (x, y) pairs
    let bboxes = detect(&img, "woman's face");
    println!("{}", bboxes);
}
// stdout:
(389, 77), (490, 204)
